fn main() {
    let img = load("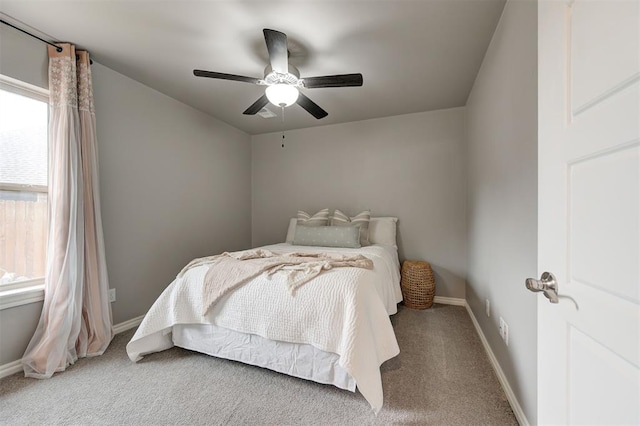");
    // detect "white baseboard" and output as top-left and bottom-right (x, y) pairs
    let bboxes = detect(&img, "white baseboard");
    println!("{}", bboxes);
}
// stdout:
(433, 296), (466, 306)
(112, 315), (144, 334)
(465, 303), (529, 426)
(0, 315), (145, 380)
(0, 359), (22, 379)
